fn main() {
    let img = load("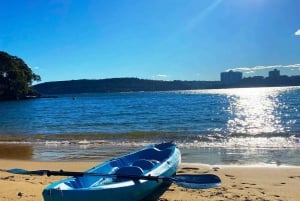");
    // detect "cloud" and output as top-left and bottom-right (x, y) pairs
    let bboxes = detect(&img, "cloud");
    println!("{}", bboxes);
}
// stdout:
(228, 64), (300, 73)
(156, 74), (168, 78)
(152, 74), (169, 80)
(295, 29), (300, 36)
